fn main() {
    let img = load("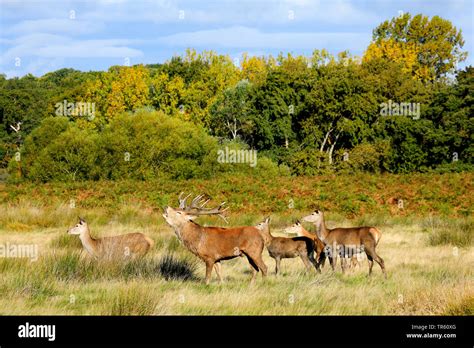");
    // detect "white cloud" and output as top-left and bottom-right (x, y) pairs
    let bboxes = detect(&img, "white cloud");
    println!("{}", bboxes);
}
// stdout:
(7, 18), (105, 35)
(1, 0), (471, 76)
(35, 41), (143, 58)
(1, 57), (65, 78)
(74, 0), (381, 26)
(156, 26), (369, 52)
(0, 35), (143, 68)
